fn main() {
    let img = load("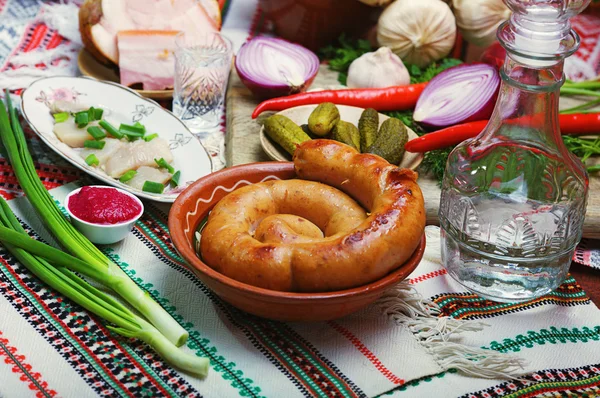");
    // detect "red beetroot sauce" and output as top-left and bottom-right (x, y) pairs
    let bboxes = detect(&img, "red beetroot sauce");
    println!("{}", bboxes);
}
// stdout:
(68, 186), (142, 225)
